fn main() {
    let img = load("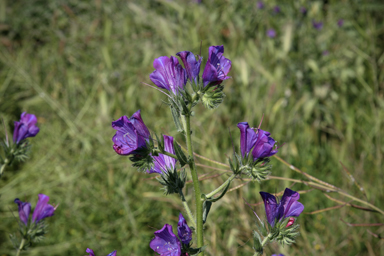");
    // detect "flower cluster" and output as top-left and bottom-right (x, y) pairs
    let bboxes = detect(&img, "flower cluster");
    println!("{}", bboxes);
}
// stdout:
(14, 194), (56, 226)
(10, 194), (56, 249)
(229, 121), (278, 181)
(150, 213), (199, 256)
